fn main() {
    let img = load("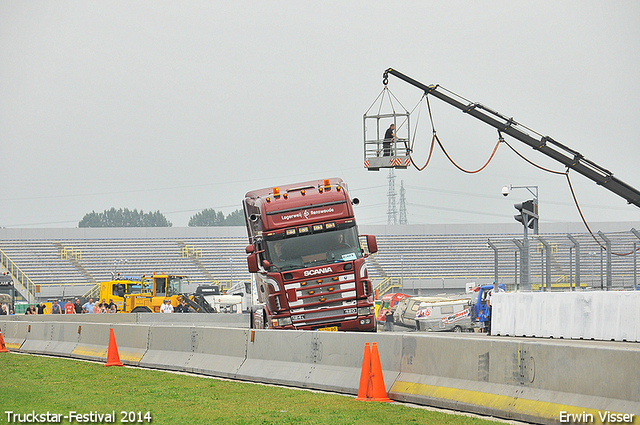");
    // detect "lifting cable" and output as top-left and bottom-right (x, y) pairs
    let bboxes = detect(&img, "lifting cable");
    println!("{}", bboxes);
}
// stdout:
(501, 138), (566, 176)
(410, 94), (501, 173)
(408, 95), (435, 171)
(504, 137), (638, 256)
(566, 171), (639, 256)
(436, 134), (500, 174)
